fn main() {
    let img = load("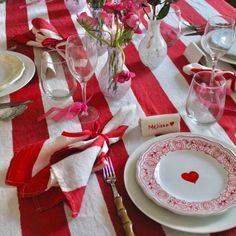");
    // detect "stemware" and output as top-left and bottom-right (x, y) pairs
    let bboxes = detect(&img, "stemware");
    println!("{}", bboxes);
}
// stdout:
(201, 15), (235, 82)
(65, 33), (99, 123)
